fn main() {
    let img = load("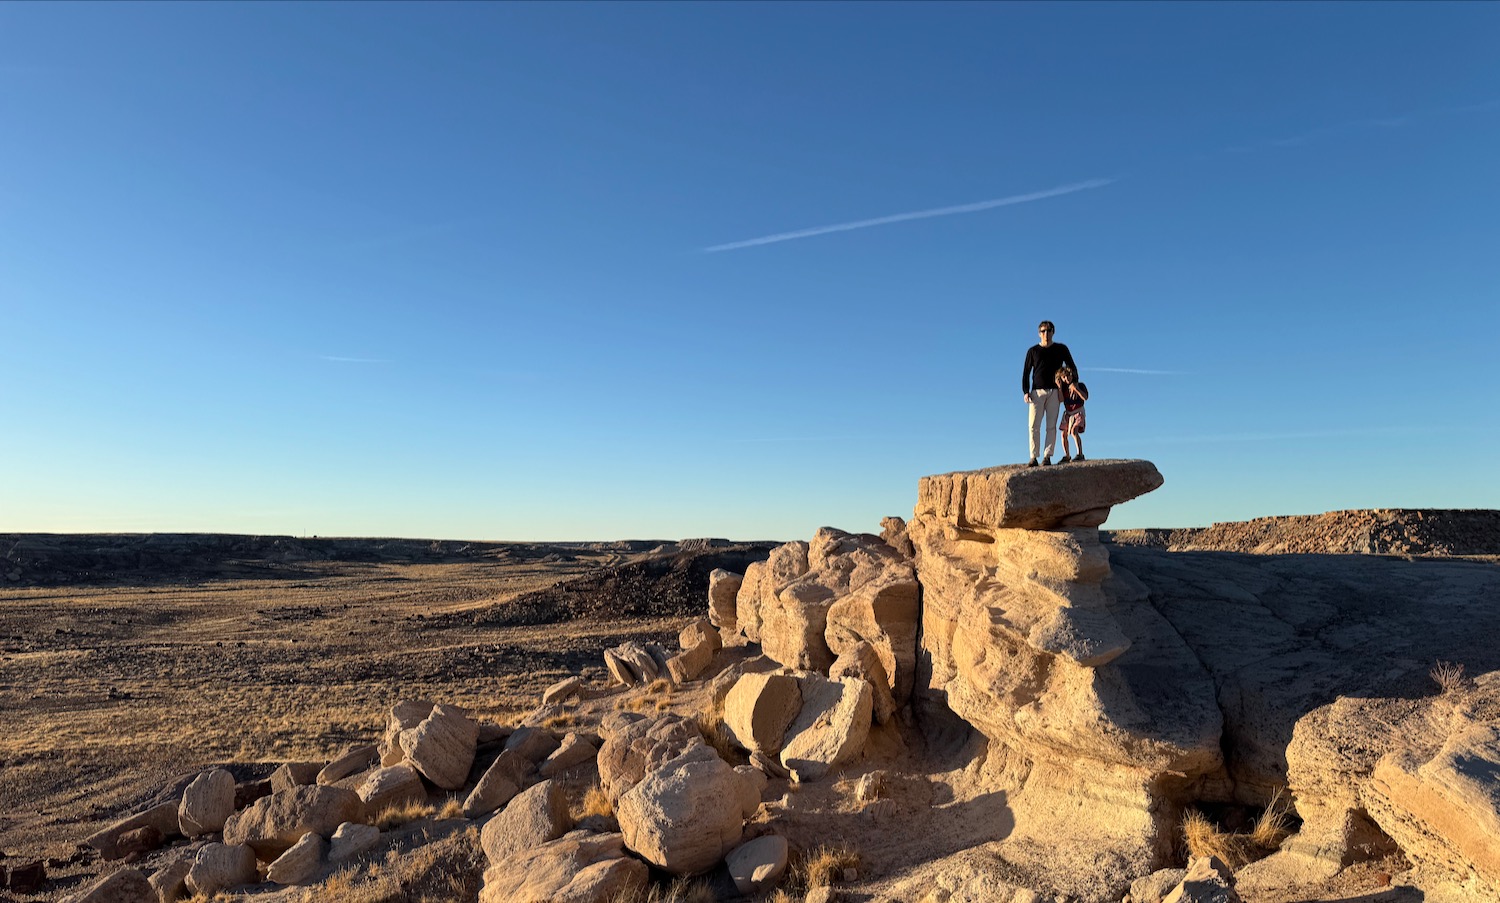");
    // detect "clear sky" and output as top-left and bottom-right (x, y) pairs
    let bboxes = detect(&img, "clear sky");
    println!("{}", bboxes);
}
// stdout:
(3, 2), (1497, 540)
